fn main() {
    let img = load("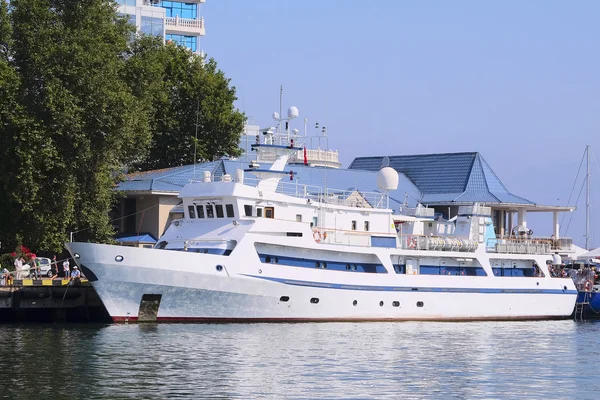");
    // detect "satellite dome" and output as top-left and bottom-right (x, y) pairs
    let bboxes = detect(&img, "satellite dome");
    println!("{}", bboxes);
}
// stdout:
(377, 167), (399, 191)
(287, 106), (299, 118)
